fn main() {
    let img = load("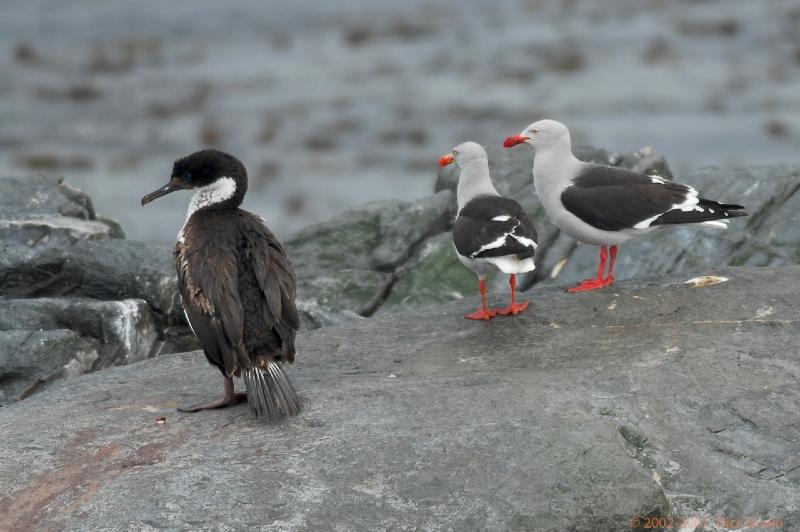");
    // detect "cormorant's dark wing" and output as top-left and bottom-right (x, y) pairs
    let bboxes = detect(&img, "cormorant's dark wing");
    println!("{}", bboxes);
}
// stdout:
(241, 213), (299, 363)
(453, 195), (538, 259)
(175, 233), (245, 376)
